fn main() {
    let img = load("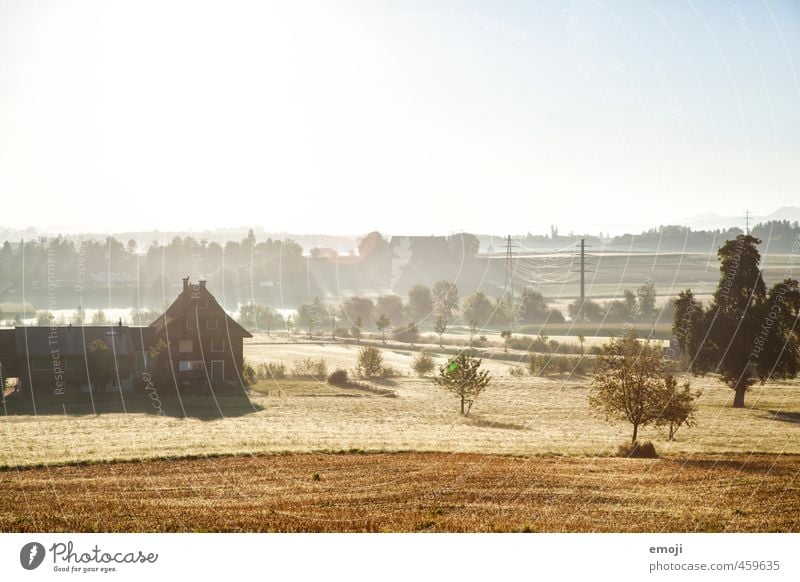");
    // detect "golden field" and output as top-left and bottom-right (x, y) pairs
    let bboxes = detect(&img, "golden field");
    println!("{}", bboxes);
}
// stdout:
(1, 452), (798, 532)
